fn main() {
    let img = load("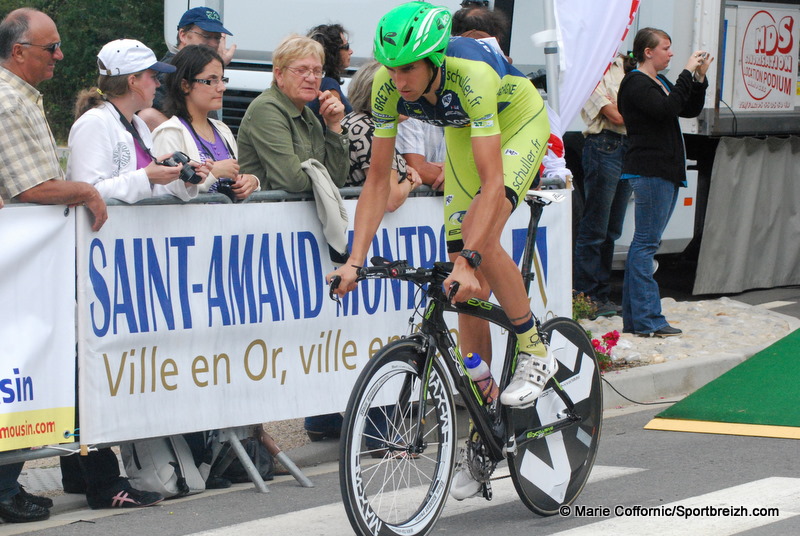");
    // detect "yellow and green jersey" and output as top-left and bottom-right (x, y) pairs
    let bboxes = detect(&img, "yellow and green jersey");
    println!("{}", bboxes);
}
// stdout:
(372, 36), (545, 141)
